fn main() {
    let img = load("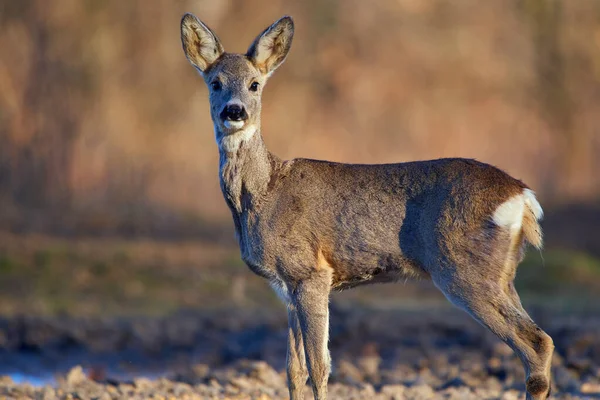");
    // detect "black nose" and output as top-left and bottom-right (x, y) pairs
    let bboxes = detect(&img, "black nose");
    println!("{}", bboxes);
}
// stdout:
(220, 104), (248, 121)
